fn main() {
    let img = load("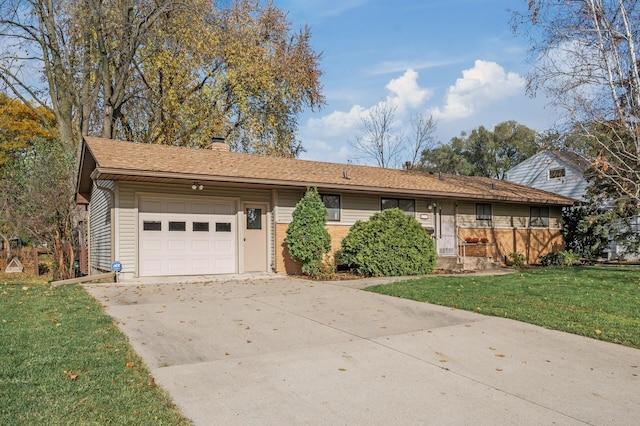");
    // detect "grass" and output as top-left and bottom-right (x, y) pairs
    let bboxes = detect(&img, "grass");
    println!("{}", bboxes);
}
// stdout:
(366, 266), (640, 349)
(0, 273), (192, 425)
